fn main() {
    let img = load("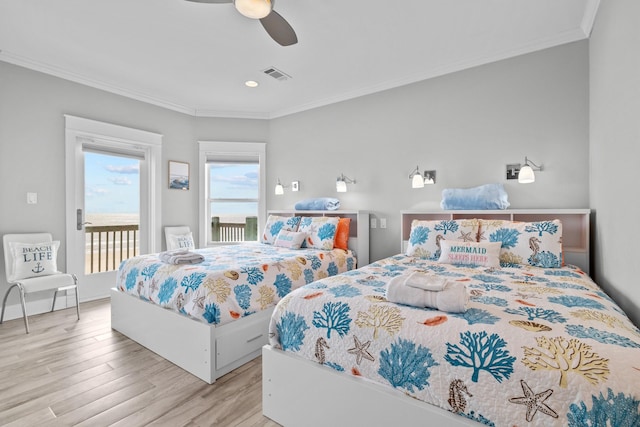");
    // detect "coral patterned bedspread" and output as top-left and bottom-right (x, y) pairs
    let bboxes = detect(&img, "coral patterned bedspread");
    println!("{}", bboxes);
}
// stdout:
(116, 243), (355, 326)
(268, 255), (640, 426)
